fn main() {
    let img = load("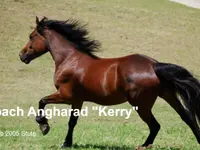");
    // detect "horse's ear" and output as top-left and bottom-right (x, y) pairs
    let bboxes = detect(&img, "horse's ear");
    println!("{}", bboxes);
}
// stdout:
(40, 16), (48, 23)
(43, 16), (48, 20)
(36, 16), (39, 25)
